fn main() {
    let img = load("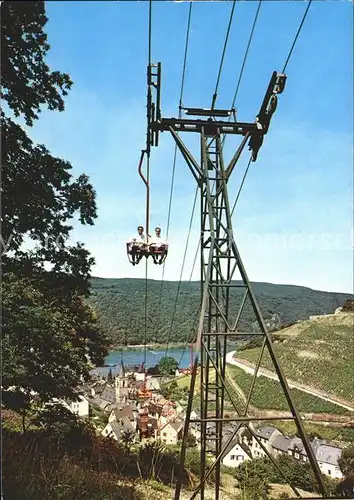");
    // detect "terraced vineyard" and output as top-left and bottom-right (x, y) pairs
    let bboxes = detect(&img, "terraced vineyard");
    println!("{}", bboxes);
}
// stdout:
(236, 313), (354, 404)
(225, 366), (348, 415)
(173, 364), (348, 415)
